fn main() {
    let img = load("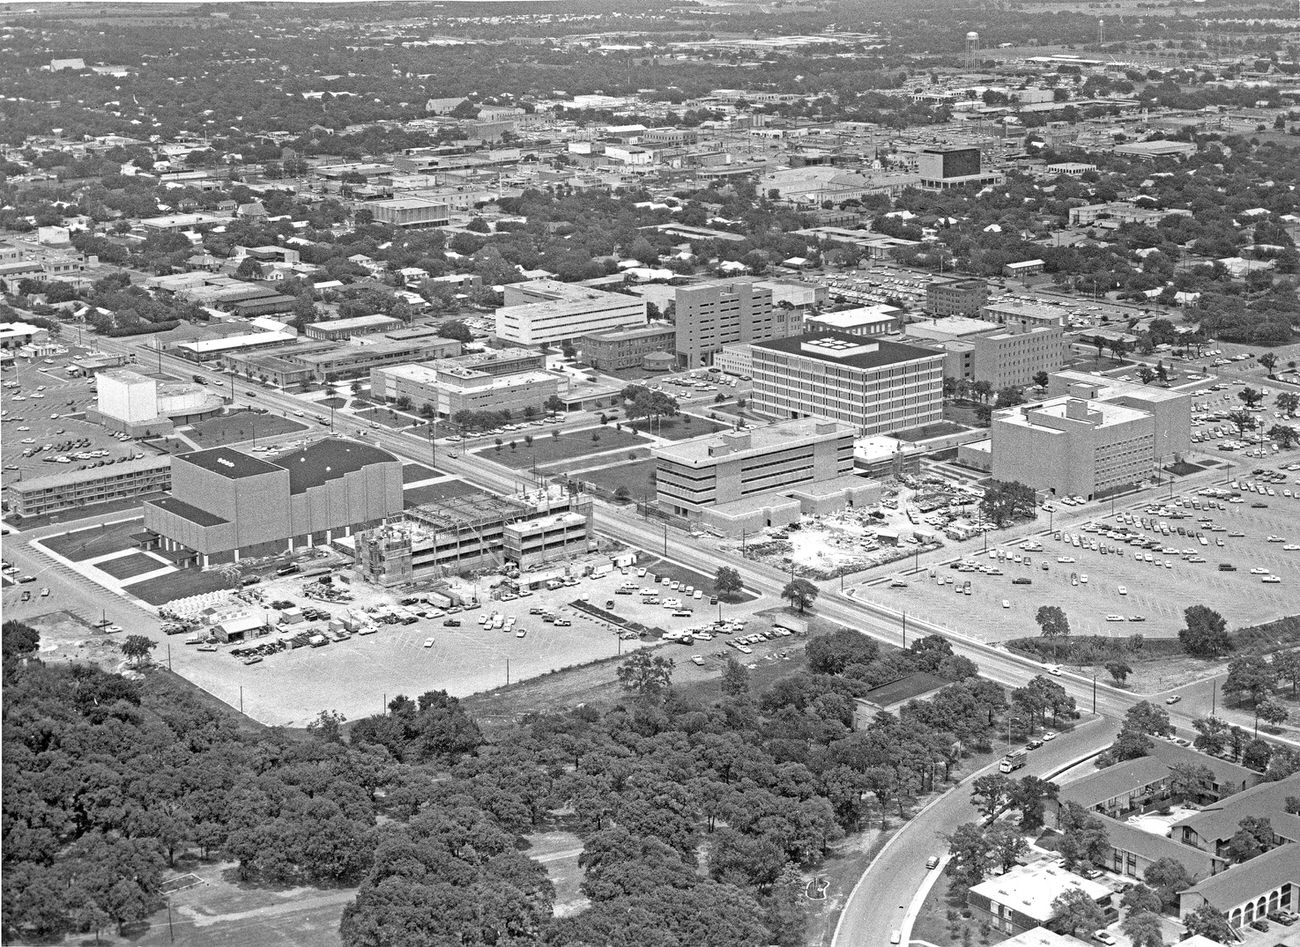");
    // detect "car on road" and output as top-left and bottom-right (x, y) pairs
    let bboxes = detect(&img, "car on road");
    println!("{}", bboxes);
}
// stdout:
(1165, 695), (1182, 705)
(1092, 932), (1116, 945)
(1046, 664), (1062, 676)
(1042, 731), (1057, 741)
(925, 855), (940, 870)
(1026, 738), (1044, 749)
